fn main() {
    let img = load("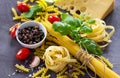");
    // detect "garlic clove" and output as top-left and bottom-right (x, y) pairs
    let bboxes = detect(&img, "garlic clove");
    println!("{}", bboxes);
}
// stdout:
(29, 56), (40, 68)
